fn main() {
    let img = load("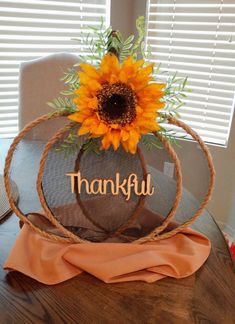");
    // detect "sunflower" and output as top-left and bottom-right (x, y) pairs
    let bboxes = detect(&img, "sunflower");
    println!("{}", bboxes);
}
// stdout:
(68, 54), (165, 154)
